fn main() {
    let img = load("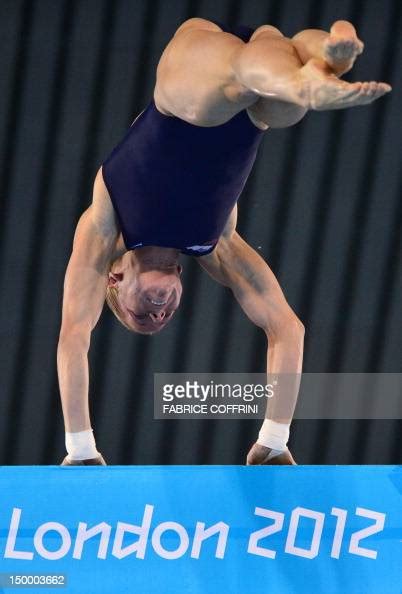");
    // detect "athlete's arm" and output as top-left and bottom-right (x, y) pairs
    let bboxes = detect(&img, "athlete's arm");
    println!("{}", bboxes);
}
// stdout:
(198, 230), (302, 337)
(198, 226), (304, 464)
(57, 170), (119, 432)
